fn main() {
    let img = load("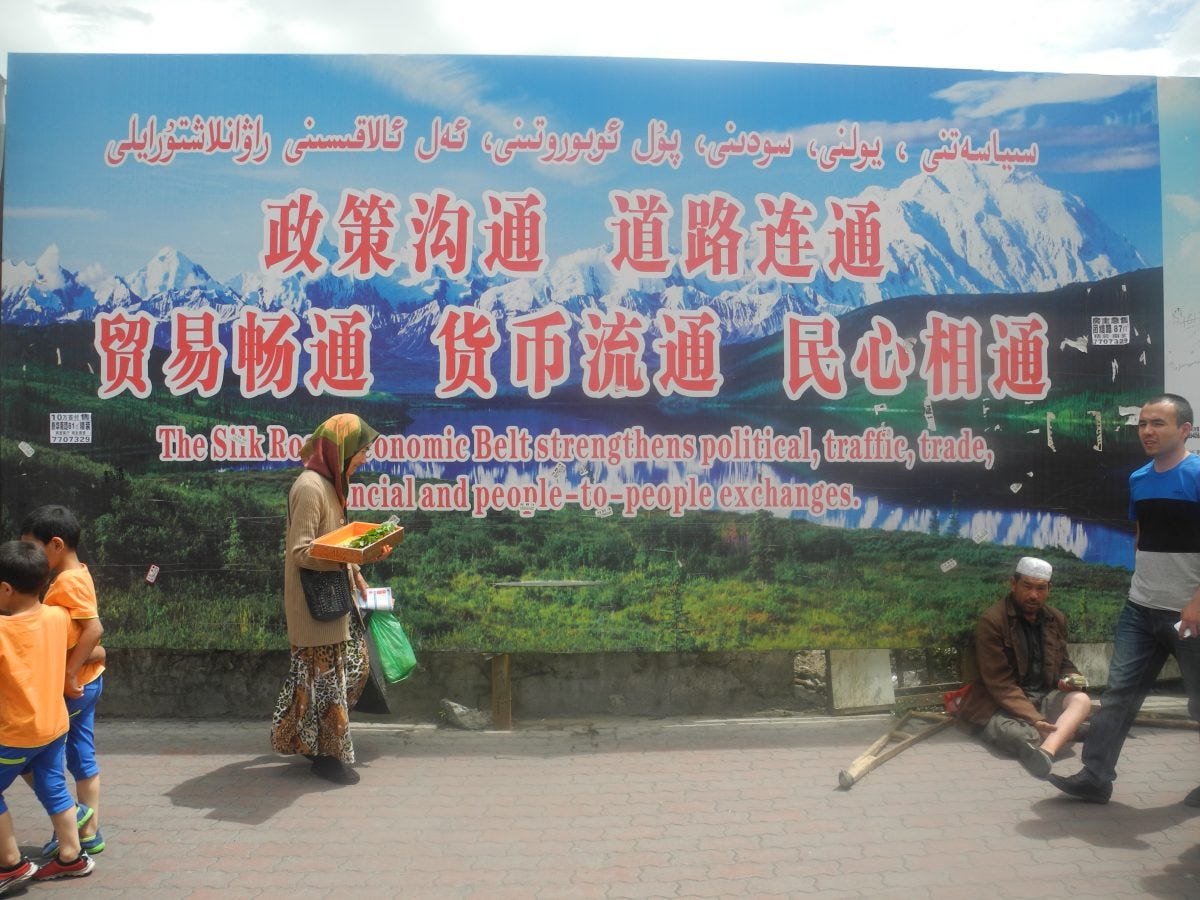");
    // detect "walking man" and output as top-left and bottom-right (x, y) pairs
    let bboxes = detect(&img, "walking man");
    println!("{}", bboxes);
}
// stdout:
(1049, 394), (1200, 803)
